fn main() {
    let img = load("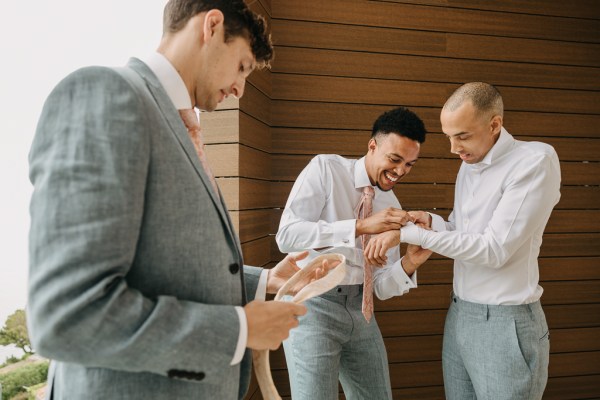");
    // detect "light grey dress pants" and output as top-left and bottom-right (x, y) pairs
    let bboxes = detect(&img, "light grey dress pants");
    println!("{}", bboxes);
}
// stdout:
(283, 284), (392, 400)
(443, 294), (550, 400)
